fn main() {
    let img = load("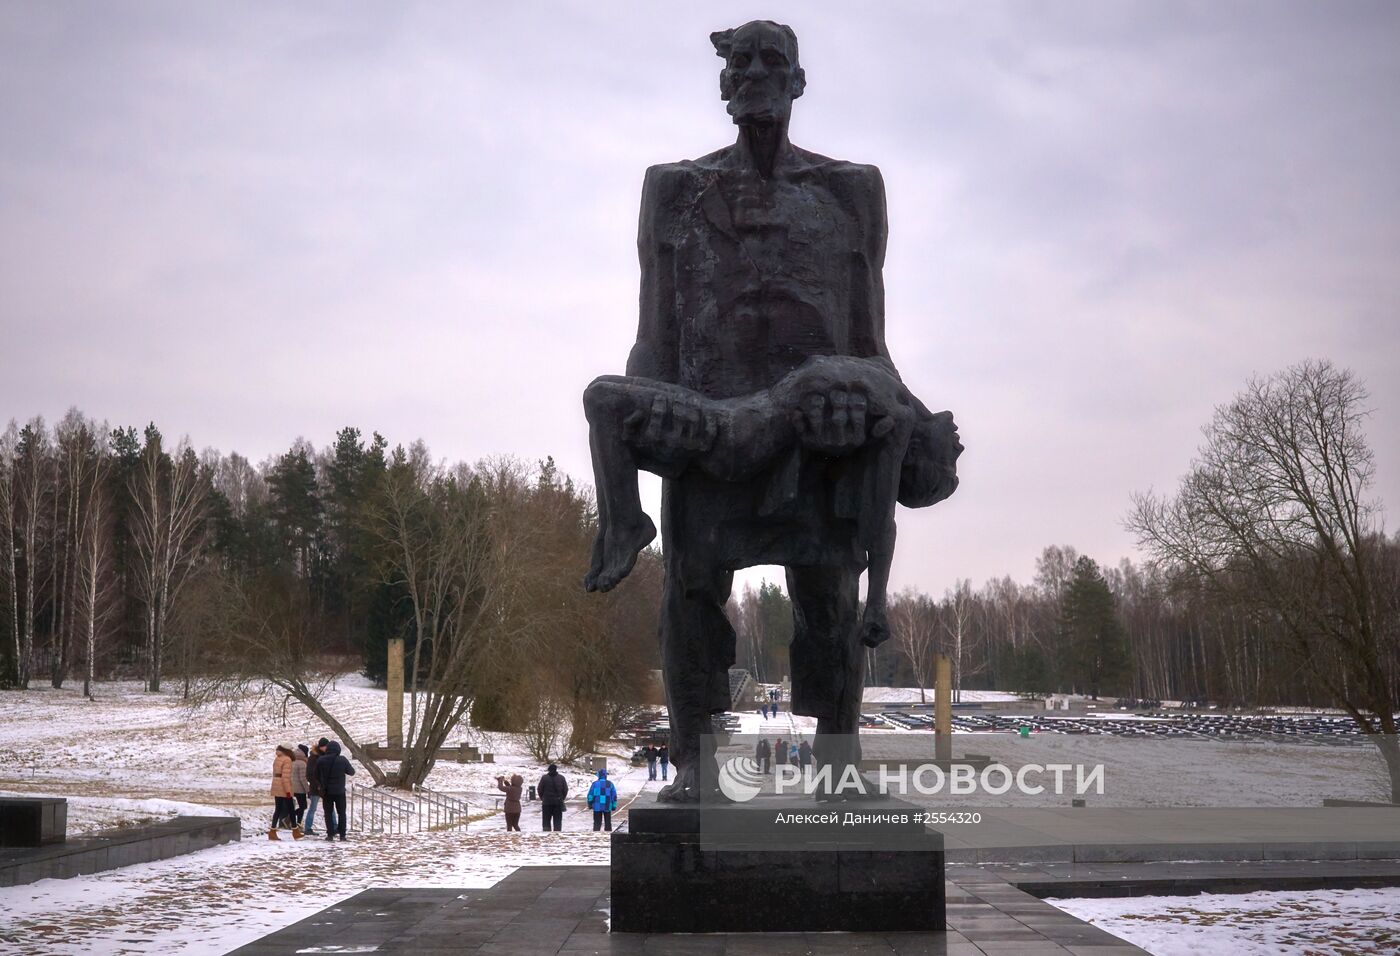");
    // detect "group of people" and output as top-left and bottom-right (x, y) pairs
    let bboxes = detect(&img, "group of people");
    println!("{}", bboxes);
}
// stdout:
(272, 745), (624, 841)
(760, 688), (782, 719)
(269, 738), (354, 842)
(500, 764), (619, 832)
(753, 736), (811, 774)
(641, 744), (670, 781)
